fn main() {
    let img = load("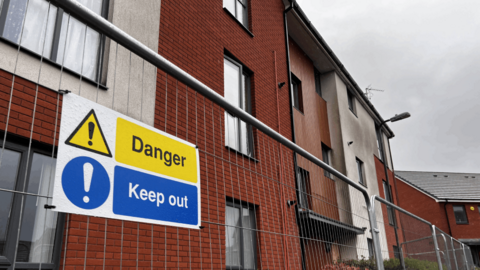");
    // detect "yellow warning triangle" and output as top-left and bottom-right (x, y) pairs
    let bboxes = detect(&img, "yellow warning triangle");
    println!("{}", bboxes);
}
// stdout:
(65, 109), (112, 157)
